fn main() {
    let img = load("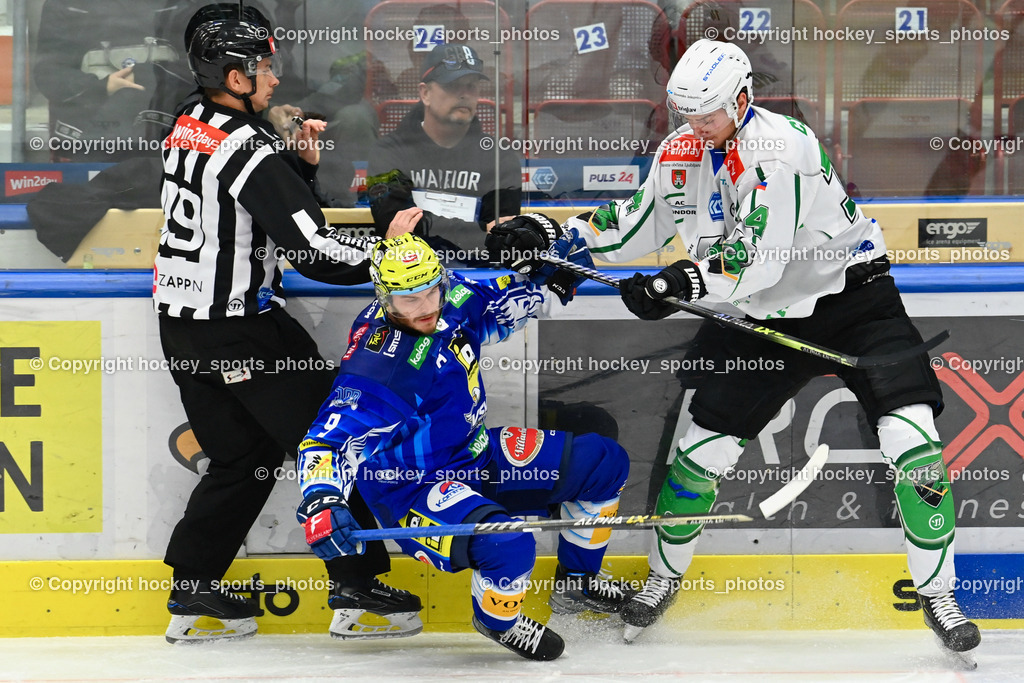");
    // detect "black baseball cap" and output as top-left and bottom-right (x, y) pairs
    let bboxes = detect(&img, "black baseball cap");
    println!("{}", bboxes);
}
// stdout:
(421, 43), (489, 84)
